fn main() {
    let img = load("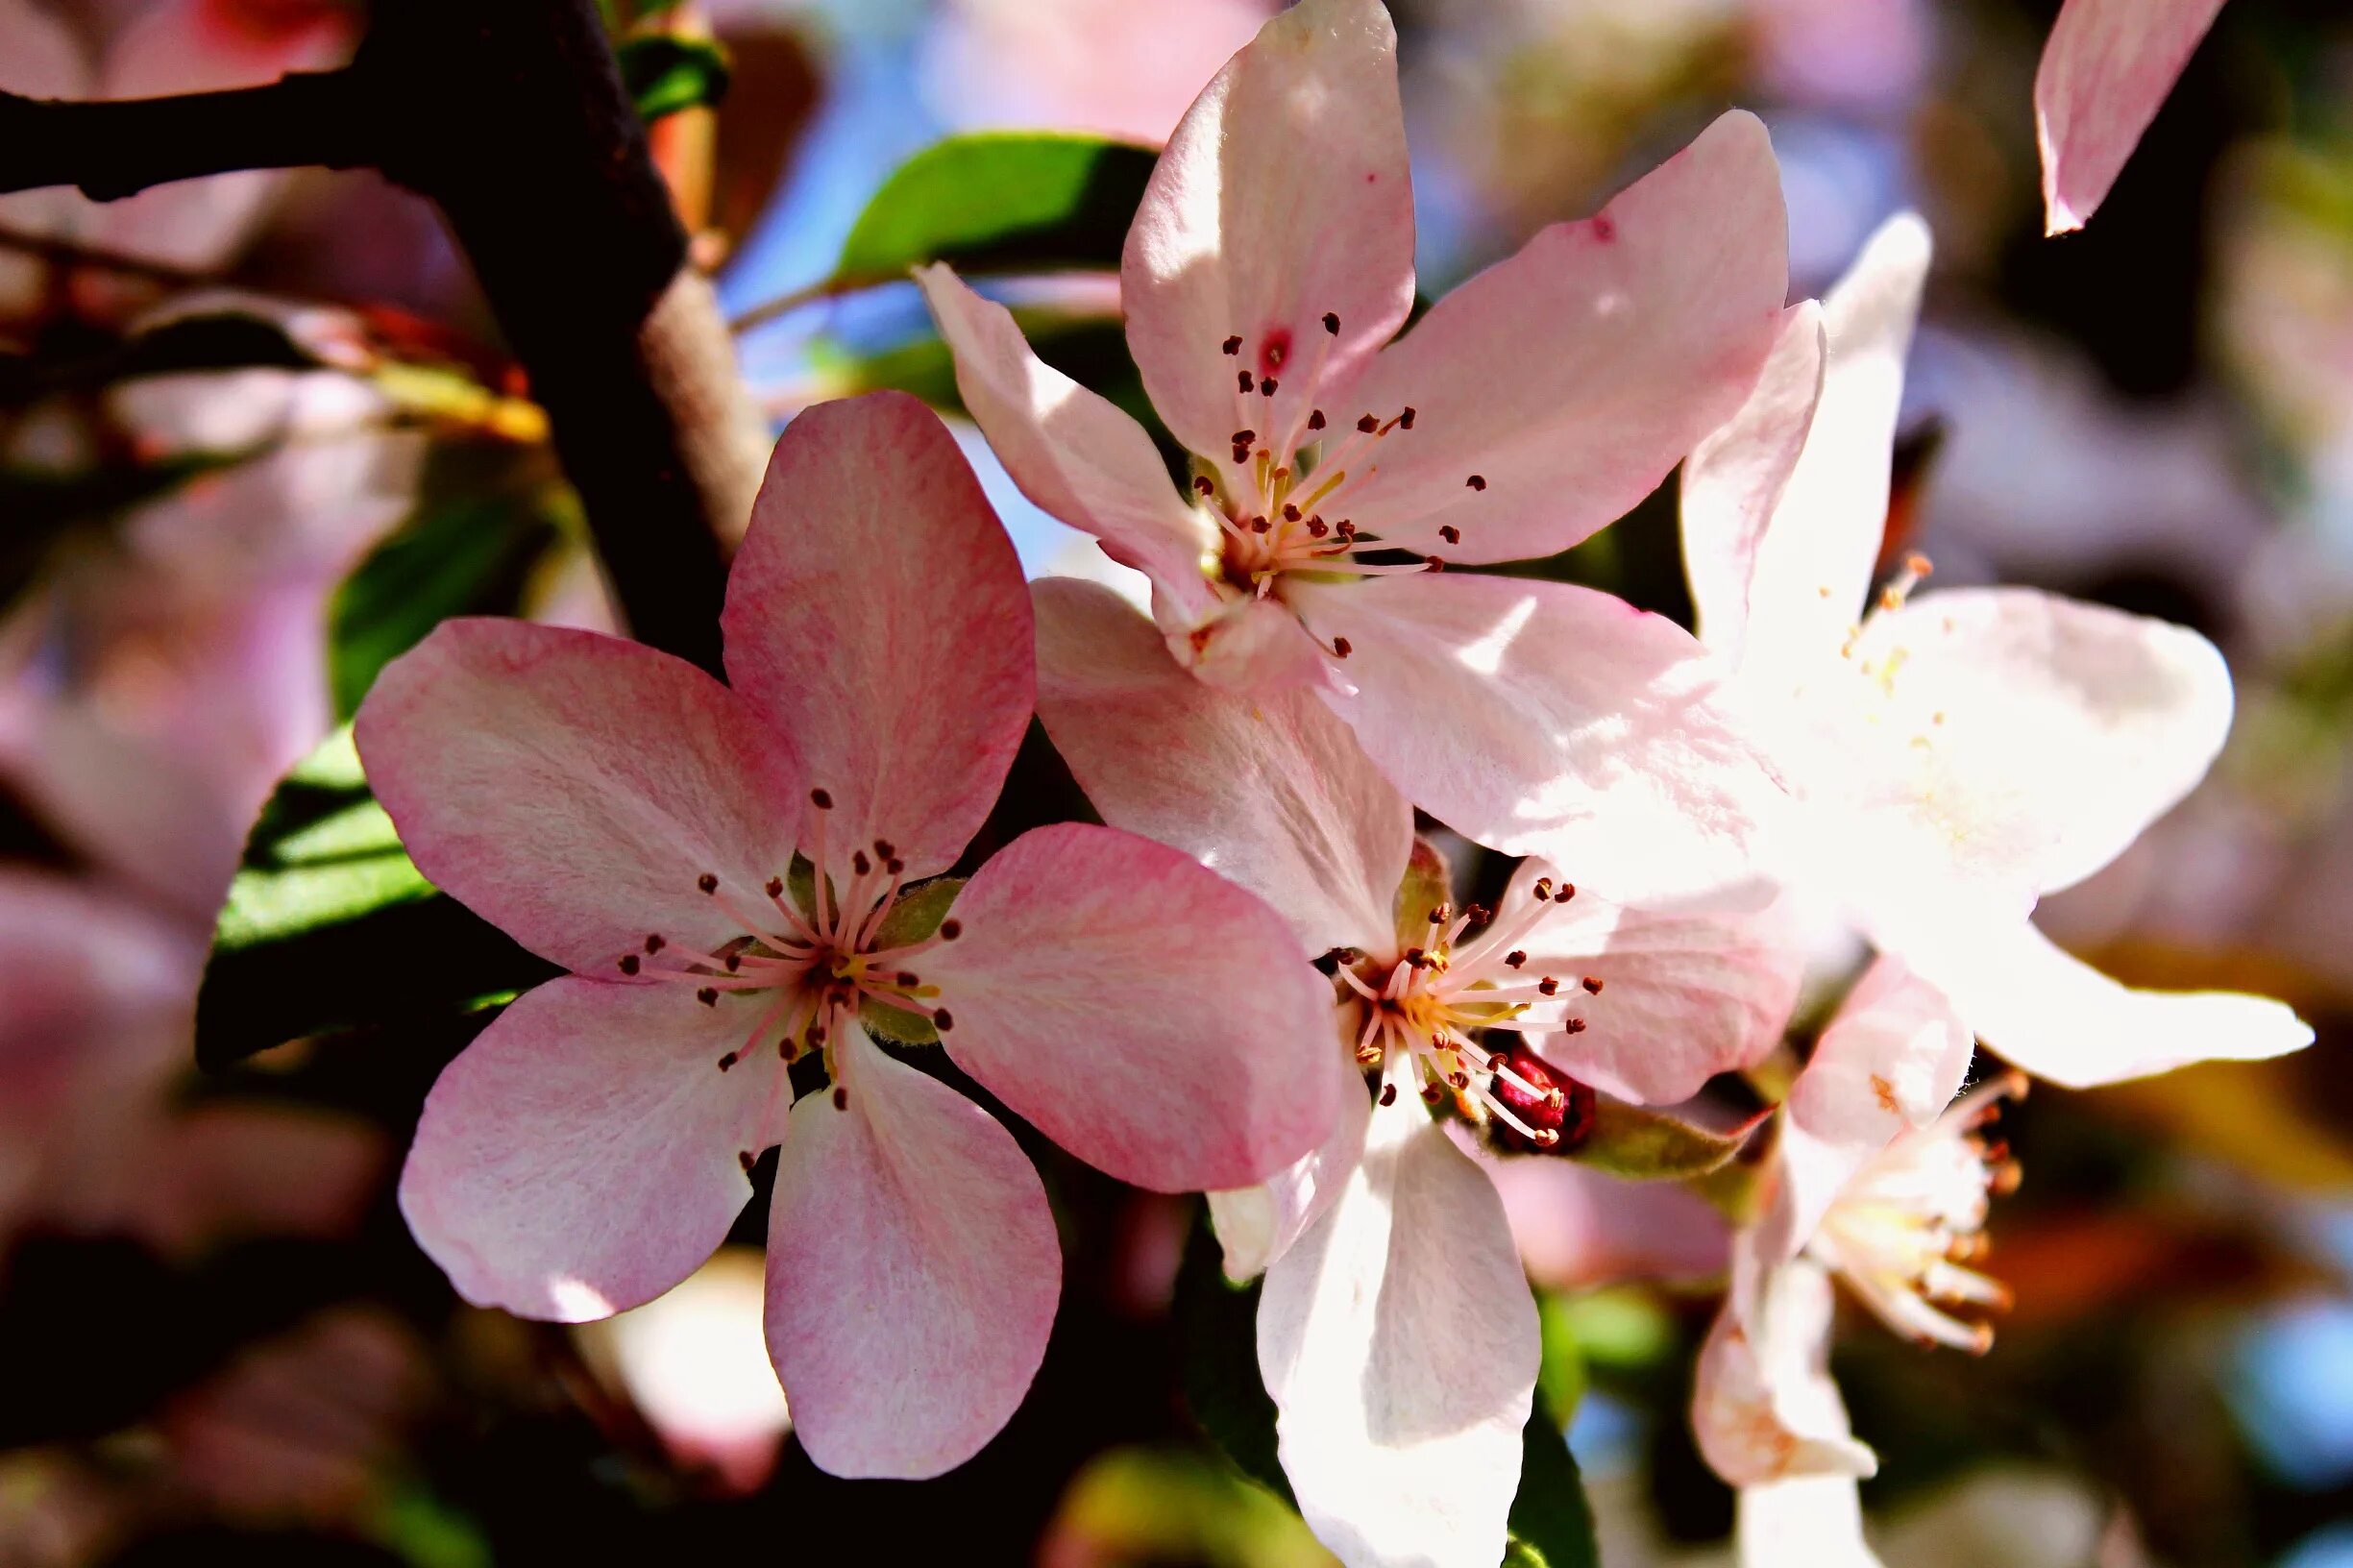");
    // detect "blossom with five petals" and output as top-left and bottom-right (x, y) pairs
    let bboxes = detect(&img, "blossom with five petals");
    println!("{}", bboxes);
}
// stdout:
(2035, 0), (2229, 235)
(919, 0), (1795, 900)
(1681, 209), (2313, 1091)
(355, 393), (1340, 1481)
(1030, 575), (1802, 1568)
